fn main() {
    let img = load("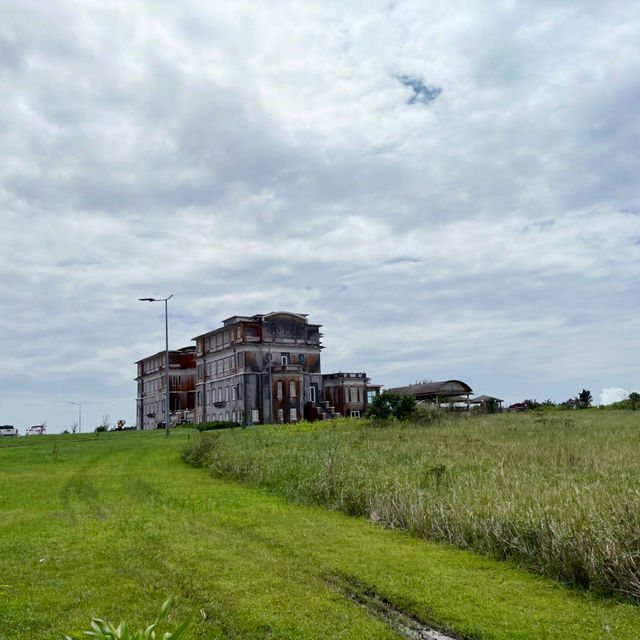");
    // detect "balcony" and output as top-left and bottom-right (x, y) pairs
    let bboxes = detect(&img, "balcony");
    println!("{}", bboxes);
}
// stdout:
(271, 364), (303, 374)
